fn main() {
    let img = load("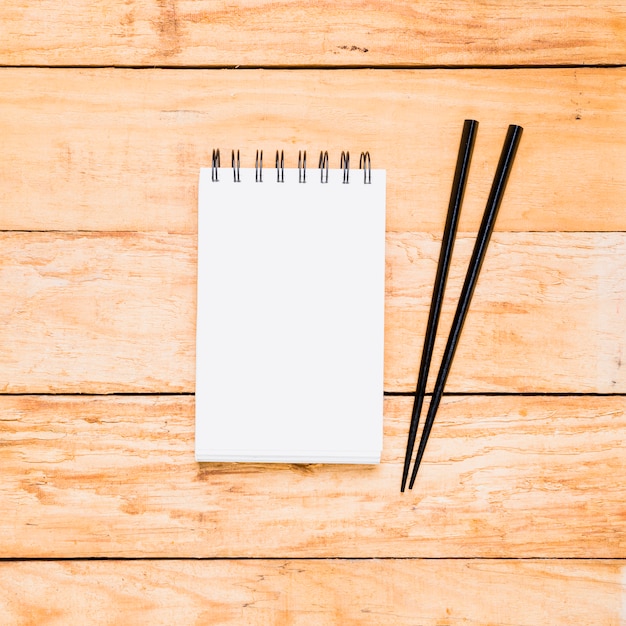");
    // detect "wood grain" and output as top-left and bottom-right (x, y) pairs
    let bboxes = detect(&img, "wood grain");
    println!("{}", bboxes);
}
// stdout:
(0, 559), (623, 626)
(1, 68), (624, 233)
(4, 0), (625, 618)
(386, 231), (626, 393)
(0, 232), (196, 394)
(2, 395), (625, 558)
(1, 1), (625, 67)
(1, 231), (623, 394)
